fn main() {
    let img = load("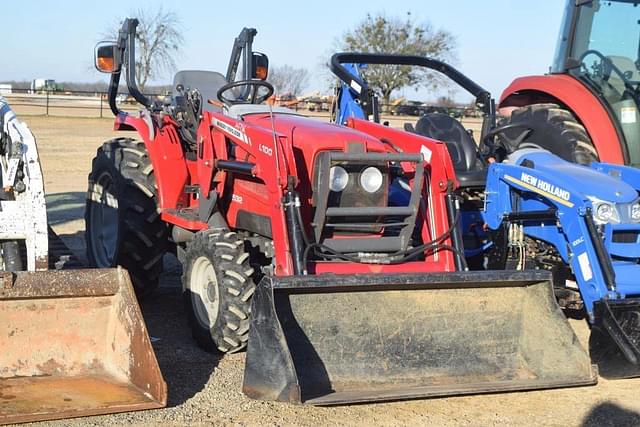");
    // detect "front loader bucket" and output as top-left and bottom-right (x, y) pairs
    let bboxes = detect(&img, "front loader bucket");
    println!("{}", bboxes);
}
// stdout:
(243, 271), (597, 405)
(590, 298), (640, 379)
(0, 268), (166, 424)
